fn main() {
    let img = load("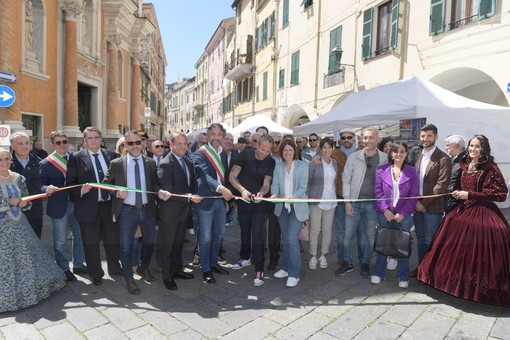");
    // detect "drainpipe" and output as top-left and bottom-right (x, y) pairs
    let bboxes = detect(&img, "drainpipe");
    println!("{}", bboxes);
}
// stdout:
(313, 0), (322, 110)
(398, 0), (408, 80)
